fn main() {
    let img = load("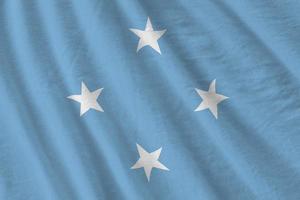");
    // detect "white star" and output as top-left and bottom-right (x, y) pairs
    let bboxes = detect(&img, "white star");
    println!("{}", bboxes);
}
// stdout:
(195, 79), (229, 119)
(129, 17), (167, 54)
(131, 144), (169, 182)
(67, 82), (104, 116)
